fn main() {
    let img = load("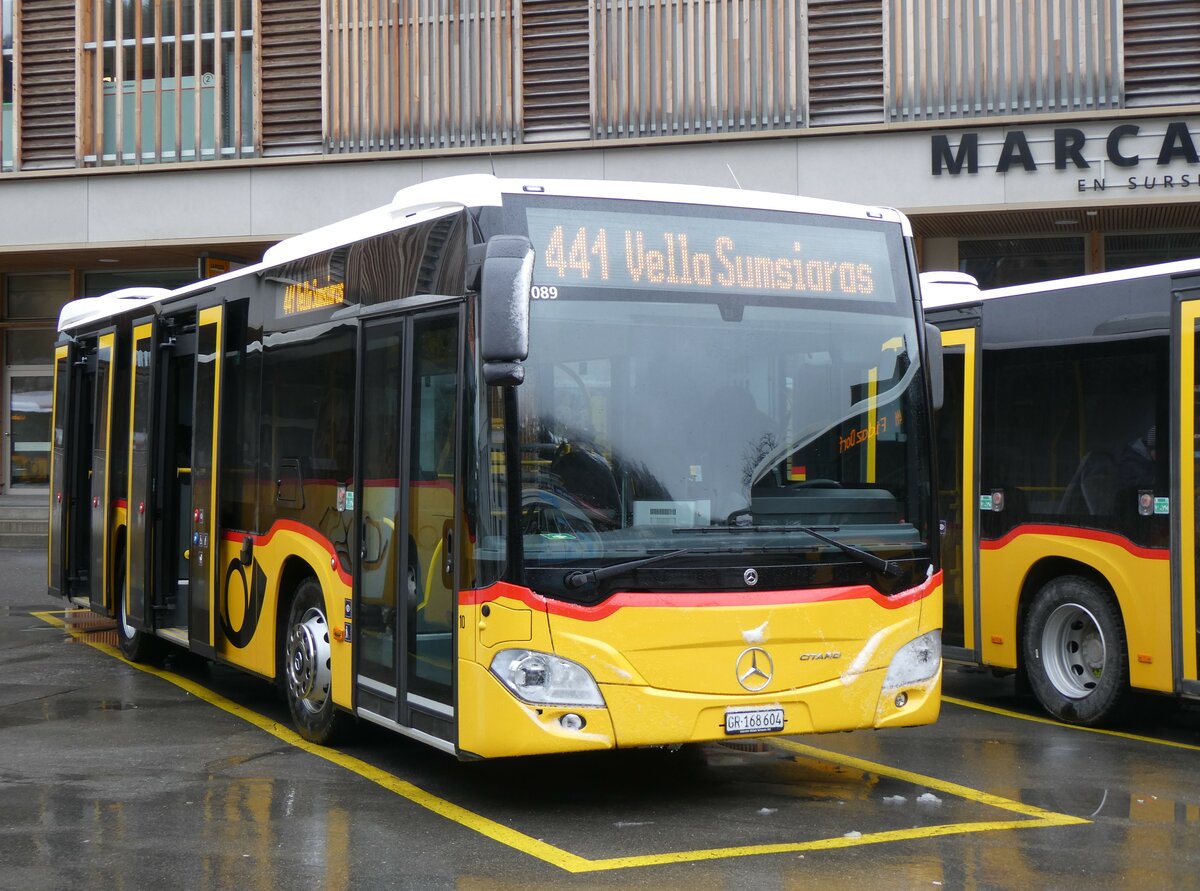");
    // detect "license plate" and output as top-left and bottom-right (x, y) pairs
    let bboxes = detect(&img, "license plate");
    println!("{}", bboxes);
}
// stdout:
(724, 706), (785, 735)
